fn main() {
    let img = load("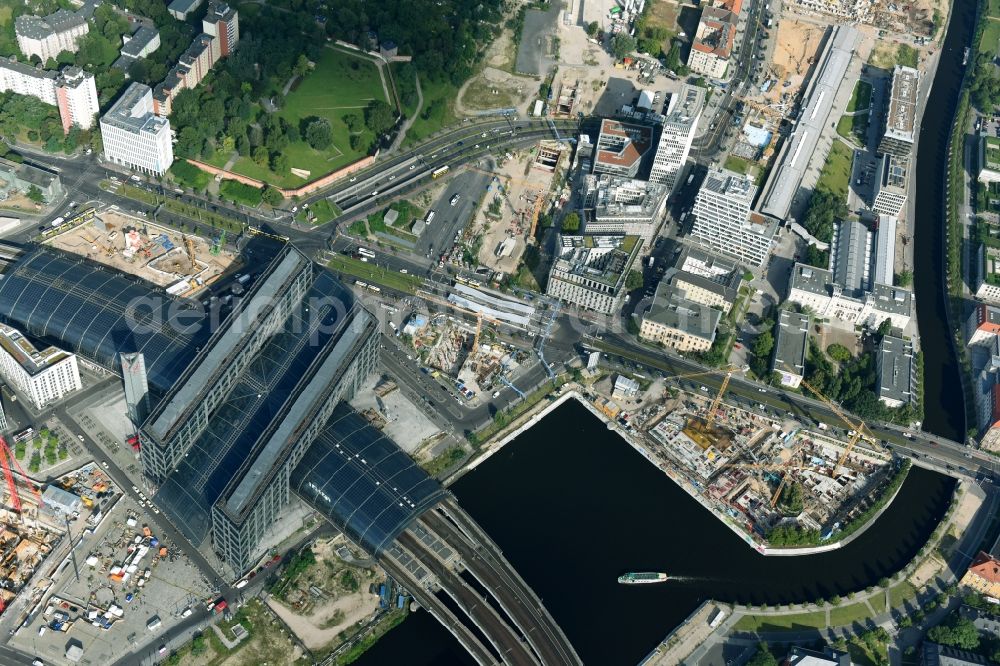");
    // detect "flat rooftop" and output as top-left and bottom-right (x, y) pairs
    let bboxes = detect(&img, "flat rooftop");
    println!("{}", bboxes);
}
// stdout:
(883, 65), (919, 143)
(595, 119), (652, 170)
(0, 323), (71, 375)
(760, 25), (859, 220)
(773, 310), (809, 378)
(877, 334), (915, 405)
(644, 281), (721, 341)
